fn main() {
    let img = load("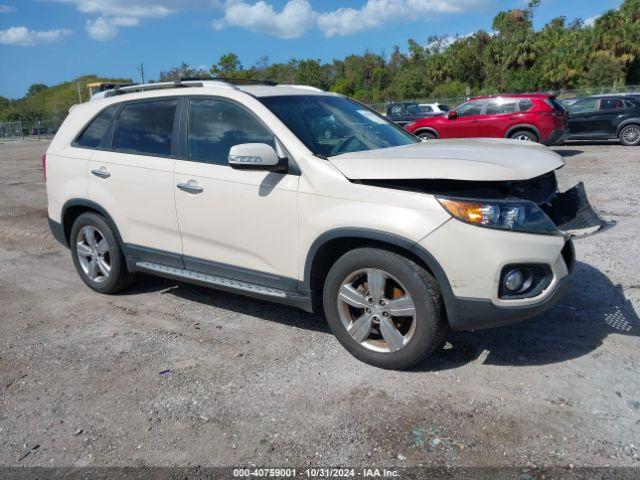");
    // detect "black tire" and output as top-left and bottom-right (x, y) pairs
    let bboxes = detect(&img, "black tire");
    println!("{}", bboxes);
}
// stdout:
(417, 131), (437, 140)
(69, 212), (134, 294)
(322, 248), (447, 370)
(619, 124), (640, 146)
(509, 130), (539, 143)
